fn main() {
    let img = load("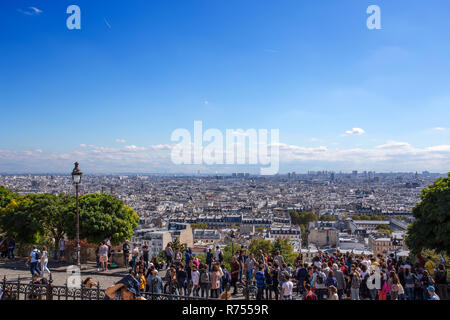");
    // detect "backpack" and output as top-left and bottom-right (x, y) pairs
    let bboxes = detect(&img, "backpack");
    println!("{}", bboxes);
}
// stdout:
(34, 250), (41, 260)
(316, 272), (325, 285)
(224, 270), (231, 283)
(219, 251), (224, 261)
(200, 270), (210, 284)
